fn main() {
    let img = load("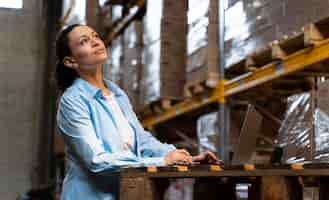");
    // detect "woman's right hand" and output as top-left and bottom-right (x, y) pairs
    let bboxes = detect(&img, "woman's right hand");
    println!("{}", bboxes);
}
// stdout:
(164, 149), (193, 165)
